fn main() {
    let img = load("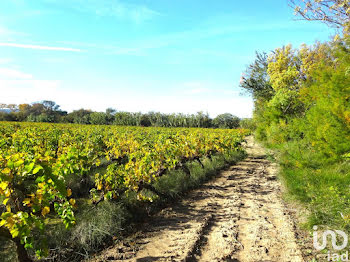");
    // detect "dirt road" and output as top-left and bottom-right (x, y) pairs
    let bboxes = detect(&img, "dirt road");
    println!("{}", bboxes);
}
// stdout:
(95, 137), (304, 262)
